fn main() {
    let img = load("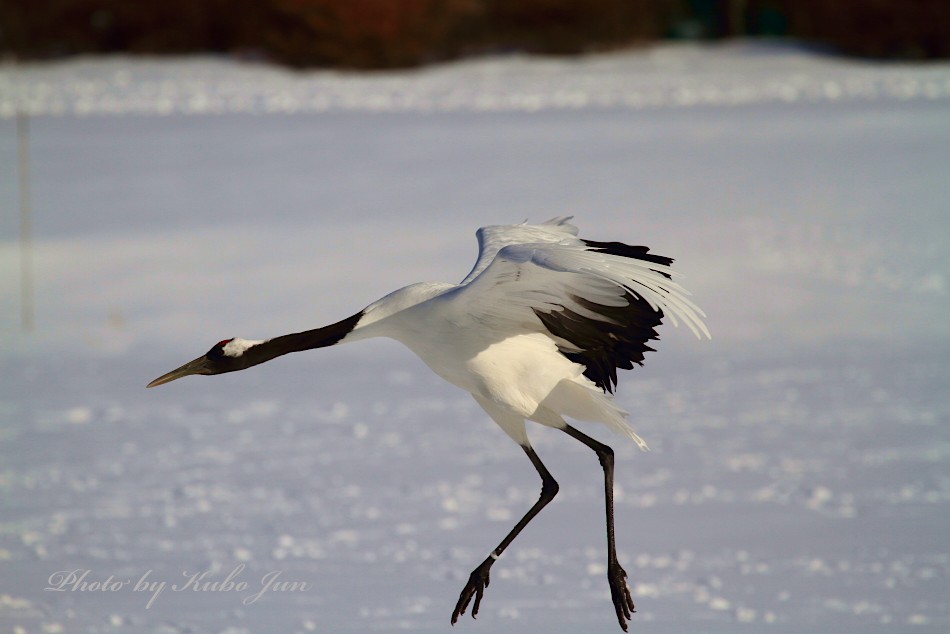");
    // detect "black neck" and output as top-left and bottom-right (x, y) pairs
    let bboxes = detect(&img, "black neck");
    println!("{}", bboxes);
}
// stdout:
(243, 311), (363, 368)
